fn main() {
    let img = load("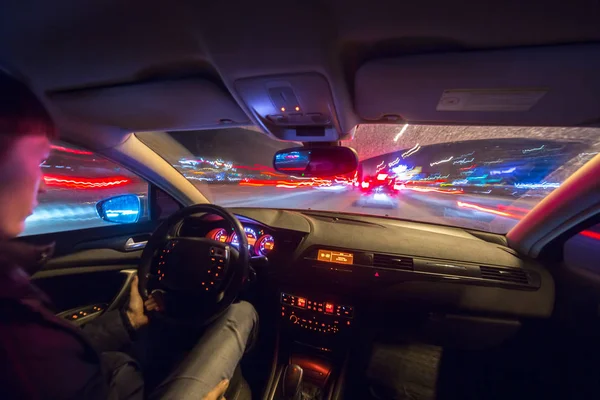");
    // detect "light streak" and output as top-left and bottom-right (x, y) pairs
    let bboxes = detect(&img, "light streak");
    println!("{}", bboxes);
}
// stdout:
(490, 167), (516, 175)
(497, 205), (531, 214)
(514, 182), (560, 189)
(43, 175), (131, 189)
(483, 159), (503, 165)
(239, 182), (265, 187)
(452, 179), (469, 185)
(581, 230), (600, 241)
(453, 158), (475, 165)
(388, 157), (401, 168)
(422, 174), (449, 180)
(522, 145), (545, 154)
(313, 185), (346, 191)
(407, 187), (463, 194)
(50, 145), (94, 155)
(402, 144), (420, 159)
(430, 156), (453, 167)
(393, 124), (409, 142)
(467, 175), (488, 180)
(457, 201), (518, 218)
(392, 165), (409, 174)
